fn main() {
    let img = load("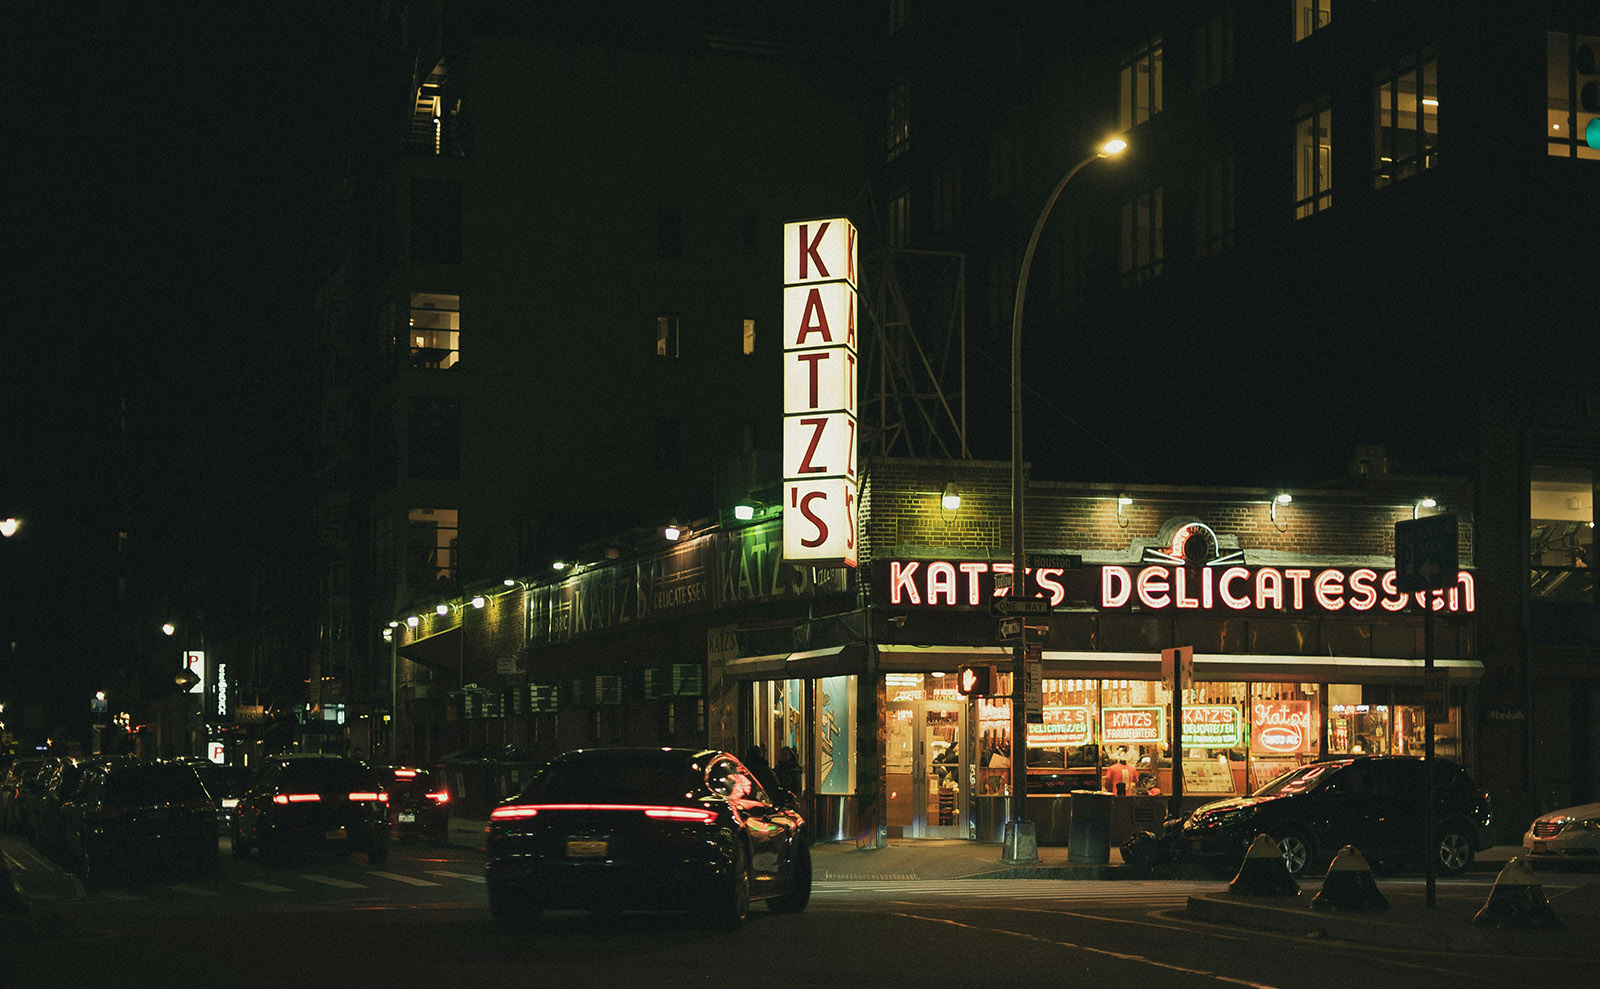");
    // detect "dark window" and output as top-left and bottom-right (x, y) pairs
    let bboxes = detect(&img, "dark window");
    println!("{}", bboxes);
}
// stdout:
(656, 417), (681, 470)
(410, 179), (463, 263)
(408, 397), (461, 480)
(657, 207), (683, 258)
(524, 753), (699, 804)
(105, 764), (208, 805)
(743, 213), (759, 255)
